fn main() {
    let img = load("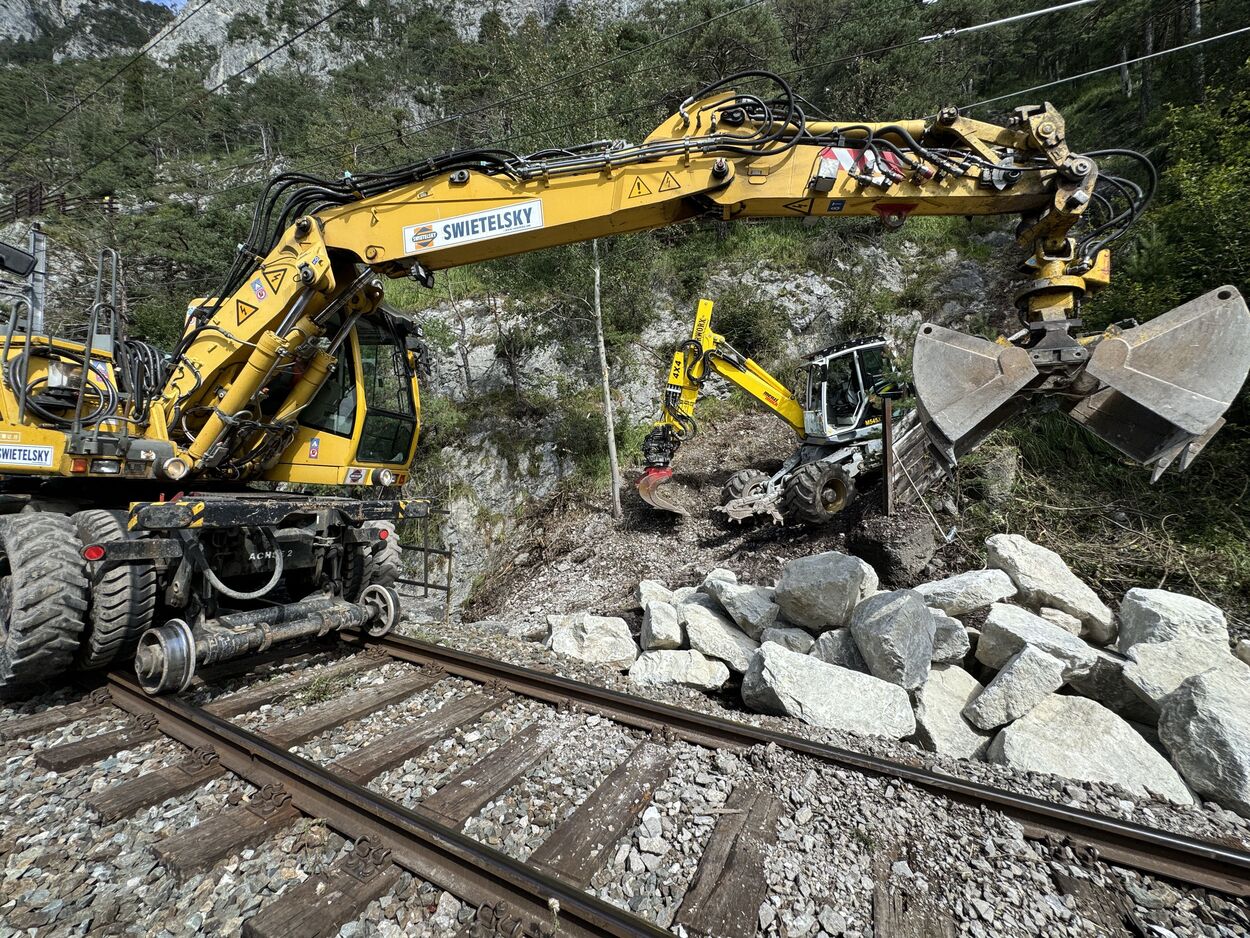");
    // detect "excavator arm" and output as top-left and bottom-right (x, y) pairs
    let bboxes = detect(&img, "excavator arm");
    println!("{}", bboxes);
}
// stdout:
(637, 298), (806, 514)
(157, 71), (1250, 489)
